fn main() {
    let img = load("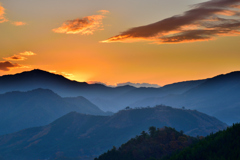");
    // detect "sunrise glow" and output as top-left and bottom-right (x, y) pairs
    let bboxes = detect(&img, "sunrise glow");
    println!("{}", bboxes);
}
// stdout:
(0, 0), (240, 86)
